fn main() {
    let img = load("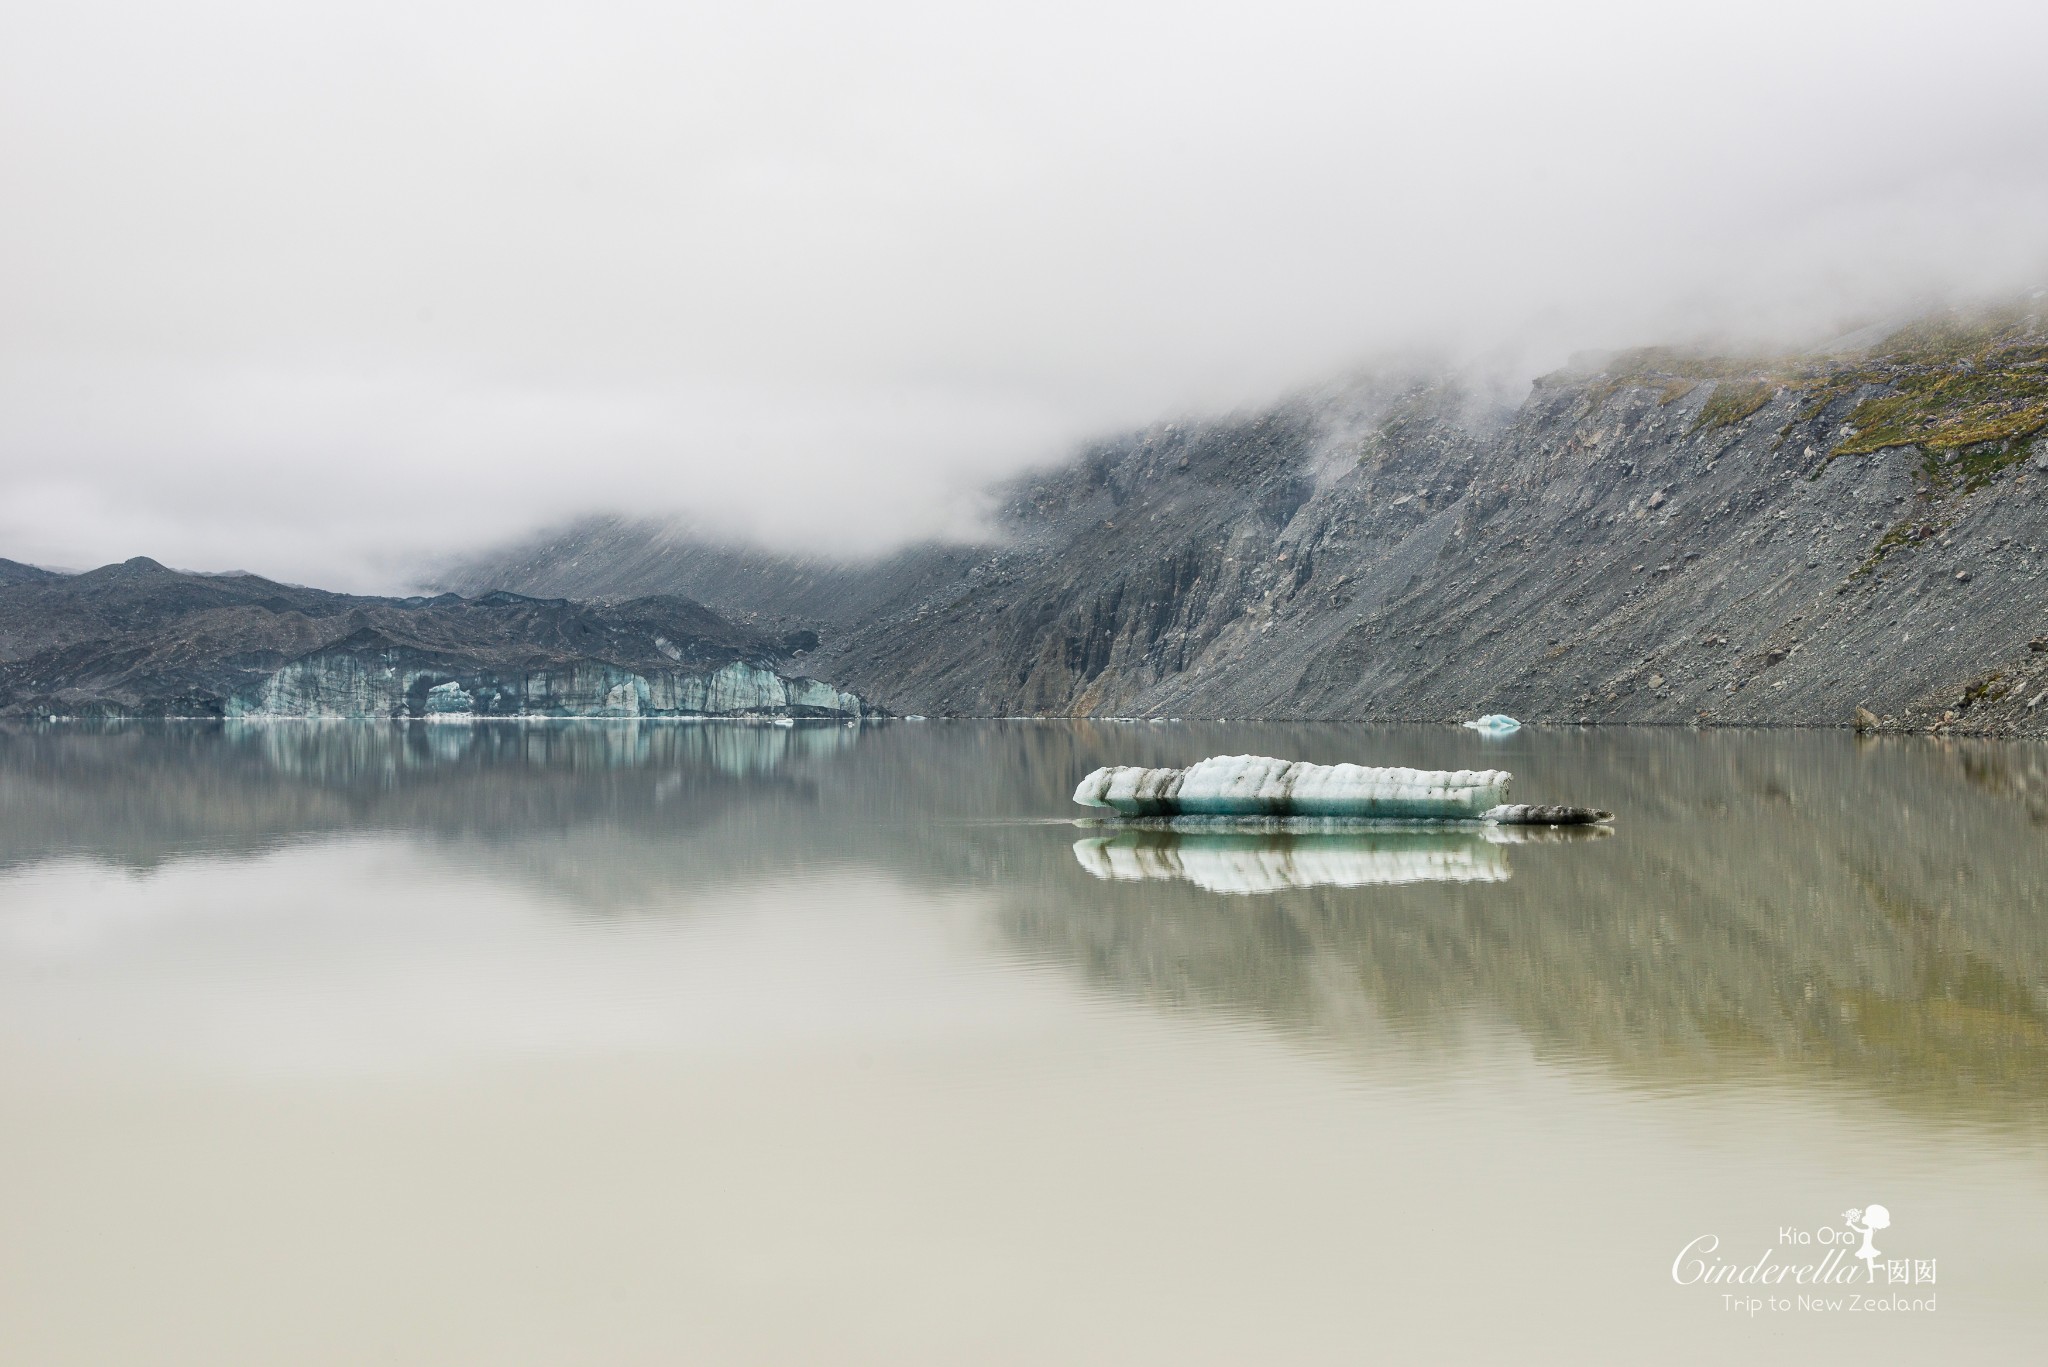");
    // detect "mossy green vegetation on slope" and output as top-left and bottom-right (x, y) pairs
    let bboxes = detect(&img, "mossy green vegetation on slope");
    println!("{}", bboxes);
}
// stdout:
(1829, 309), (2048, 455)
(1590, 301), (2048, 456)
(1694, 378), (1777, 432)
